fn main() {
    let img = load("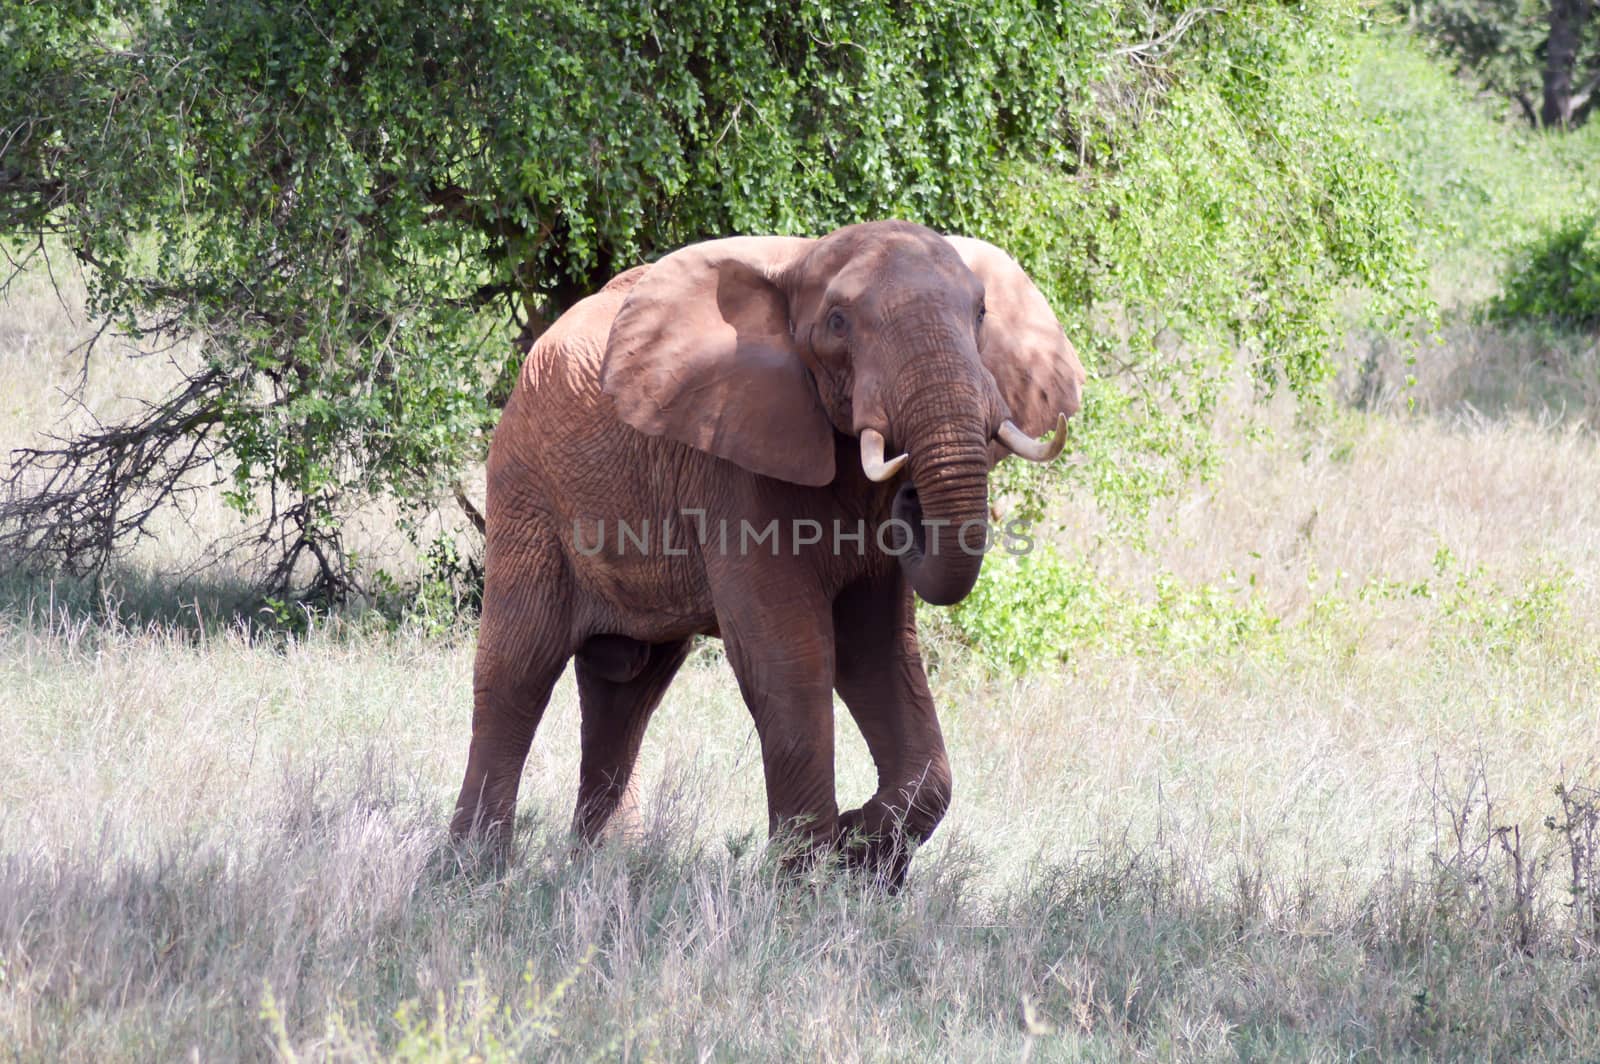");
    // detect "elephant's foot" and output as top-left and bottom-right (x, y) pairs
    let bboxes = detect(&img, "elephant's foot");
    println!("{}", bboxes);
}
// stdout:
(571, 780), (646, 848)
(449, 763), (524, 864)
(757, 812), (843, 880)
(836, 806), (917, 891)
(447, 804), (518, 876)
(837, 771), (951, 890)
